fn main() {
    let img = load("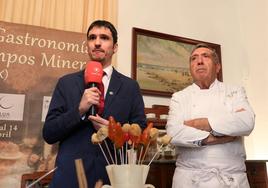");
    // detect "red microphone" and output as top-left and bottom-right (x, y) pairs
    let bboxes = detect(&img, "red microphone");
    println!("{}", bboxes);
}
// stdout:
(84, 61), (103, 116)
